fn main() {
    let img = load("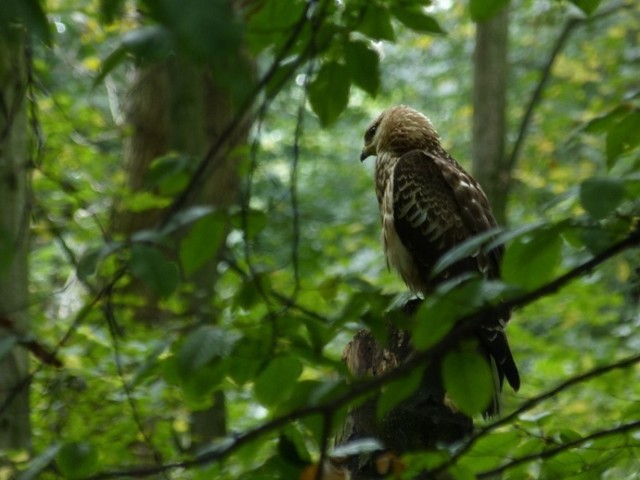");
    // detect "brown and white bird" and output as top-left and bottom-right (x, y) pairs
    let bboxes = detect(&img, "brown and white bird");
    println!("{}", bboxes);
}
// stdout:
(360, 105), (520, 401)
